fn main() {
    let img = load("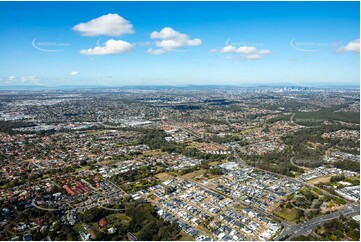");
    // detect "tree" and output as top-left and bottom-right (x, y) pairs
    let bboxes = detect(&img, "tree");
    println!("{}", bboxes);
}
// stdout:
(138, 220), (159, 240)
(209, 167), (223, 175)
